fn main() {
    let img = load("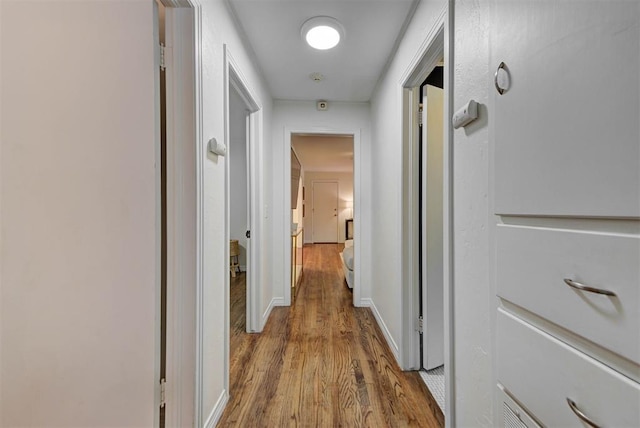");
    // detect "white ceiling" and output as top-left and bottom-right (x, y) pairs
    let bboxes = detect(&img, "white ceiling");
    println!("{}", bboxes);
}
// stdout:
(228, 0), (418, 102)
(292, 134), (354, 172)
